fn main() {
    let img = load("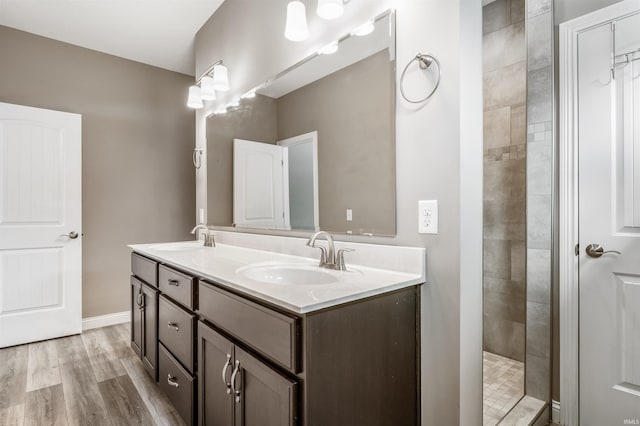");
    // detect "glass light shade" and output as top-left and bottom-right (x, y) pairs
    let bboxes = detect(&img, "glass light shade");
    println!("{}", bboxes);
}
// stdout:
(285, 1), (309, 42)
(200, 76), (216, 100)
(187, 85), (203, 109)
(316, 0), (343, 20)
(318, 41), (339, 55)
(212, 64), (230, 91)
(352, 20), (375, 36)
